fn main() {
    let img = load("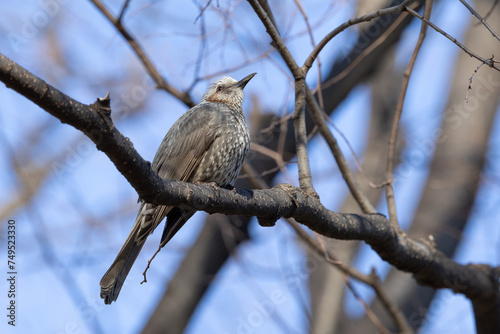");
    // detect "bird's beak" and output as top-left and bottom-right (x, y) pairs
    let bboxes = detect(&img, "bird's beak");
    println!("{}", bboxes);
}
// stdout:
(234, 73), (257, 89)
